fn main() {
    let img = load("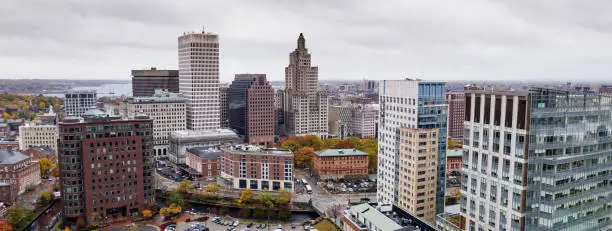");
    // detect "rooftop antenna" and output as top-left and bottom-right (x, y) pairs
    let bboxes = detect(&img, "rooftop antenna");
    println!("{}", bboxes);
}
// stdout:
(202, 25), (206, 33)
